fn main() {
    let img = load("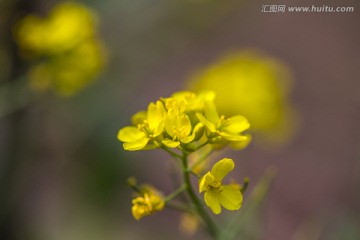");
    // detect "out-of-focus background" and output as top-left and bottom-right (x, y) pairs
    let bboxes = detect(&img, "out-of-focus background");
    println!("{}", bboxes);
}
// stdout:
(0, 0), (359, 239)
